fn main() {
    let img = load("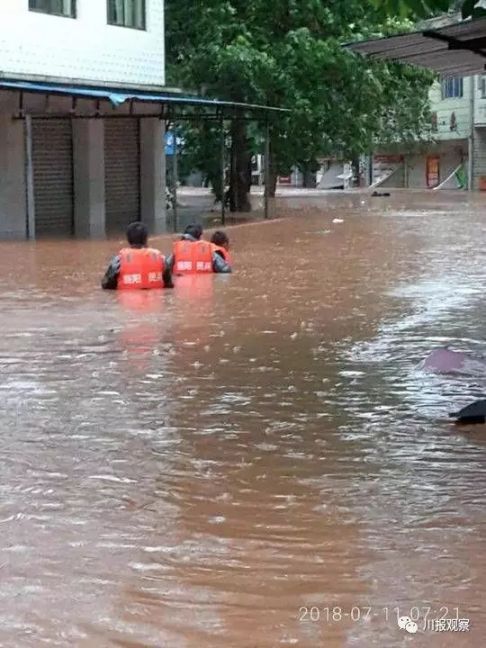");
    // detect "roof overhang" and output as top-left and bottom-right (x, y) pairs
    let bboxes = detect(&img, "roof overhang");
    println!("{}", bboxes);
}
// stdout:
(345, 18), (486, 77)
(0, 79), (288, 118)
